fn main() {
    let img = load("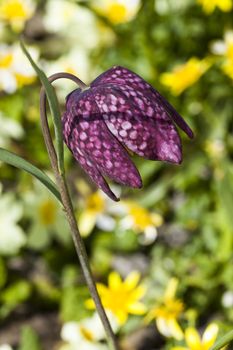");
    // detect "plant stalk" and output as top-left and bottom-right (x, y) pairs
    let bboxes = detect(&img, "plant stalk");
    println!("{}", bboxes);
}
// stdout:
(40, 73), (120, 350)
